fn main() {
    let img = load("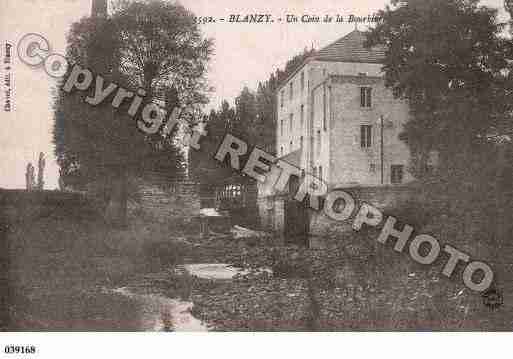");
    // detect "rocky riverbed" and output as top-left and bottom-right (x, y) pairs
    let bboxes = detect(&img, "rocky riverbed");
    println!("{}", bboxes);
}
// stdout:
(5, 212), (510, 331)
